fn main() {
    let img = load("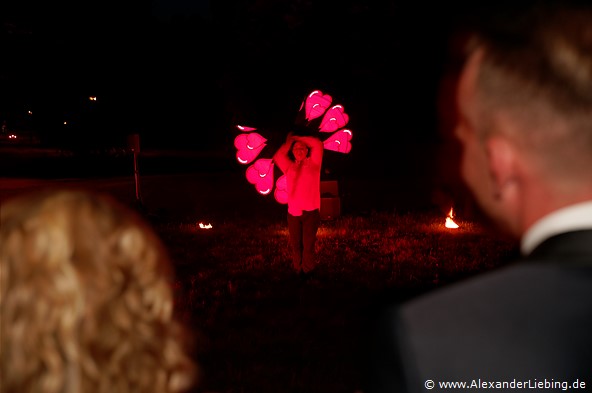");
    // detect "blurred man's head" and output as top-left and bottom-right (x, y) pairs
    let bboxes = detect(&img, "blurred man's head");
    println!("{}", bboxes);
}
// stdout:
(455, 2), (592, 237)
